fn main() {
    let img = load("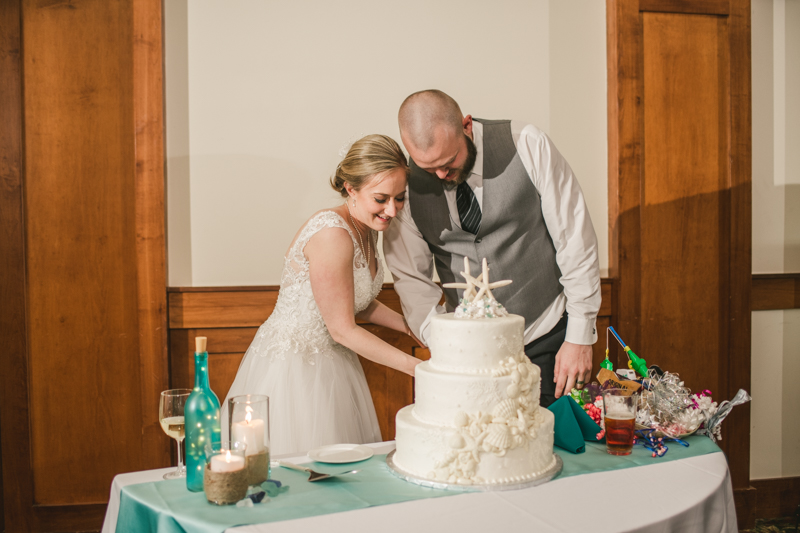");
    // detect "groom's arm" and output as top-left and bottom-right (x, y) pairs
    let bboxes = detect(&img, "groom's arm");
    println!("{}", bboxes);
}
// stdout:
(383, 196), (444, 347)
